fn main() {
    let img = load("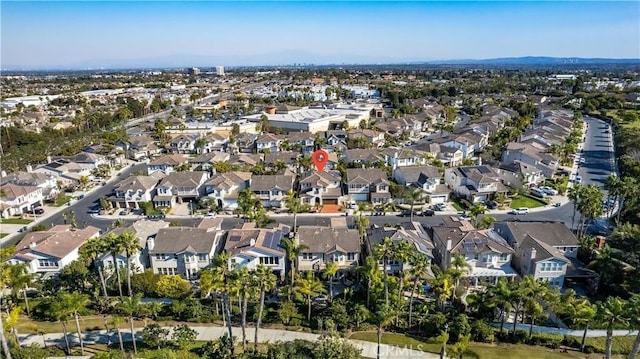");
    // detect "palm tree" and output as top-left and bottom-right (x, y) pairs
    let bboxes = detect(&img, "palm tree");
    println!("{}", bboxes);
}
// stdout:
(79, 237), (109, 299)
(469, 202), (487, 228)
(403, 186), (424, 221)
(508, 279), (532, 338)
(627, 294), (640, 359)
(110, 315), (125, 355)
(322, 261), (339, 303)
(604, 174), (621, 218)
(284, 190), (305, 233)
(358, 256), (380, 308)
(253, 265), (277, 350)
(392, 240), (414, 314)
(211, 252), (235, 355)
(567, 184), (584, 231)
(103, 233), (125, 297)
(48, 297), (72, 355)
(117, 293), (142, 355)
(4, 264), (33, 317)
(407, 254), (431, 328)
(490, 278), (513, 336)
(373, 237), (394, 306)
(447, 254), (471, 301)
(232, 267), (252, 352)
(577, 184), (604, 237)
(595, 296), (630, 359)
(521, 276), (547, 340)
(59, 292), (91, 356)
(119, 231), (141, 297)
(617, 176), (638, 223)
(294, 271), (326, 322)
(373, 304), (396, 359)
(572, 298), (596, 352)
(279, 237), (309, 286)
(430, 272), (454, 310)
